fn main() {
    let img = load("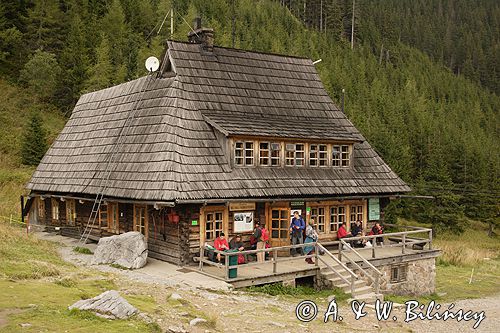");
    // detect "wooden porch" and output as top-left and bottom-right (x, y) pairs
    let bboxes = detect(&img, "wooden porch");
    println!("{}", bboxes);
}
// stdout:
(196, 224), (440, 289)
